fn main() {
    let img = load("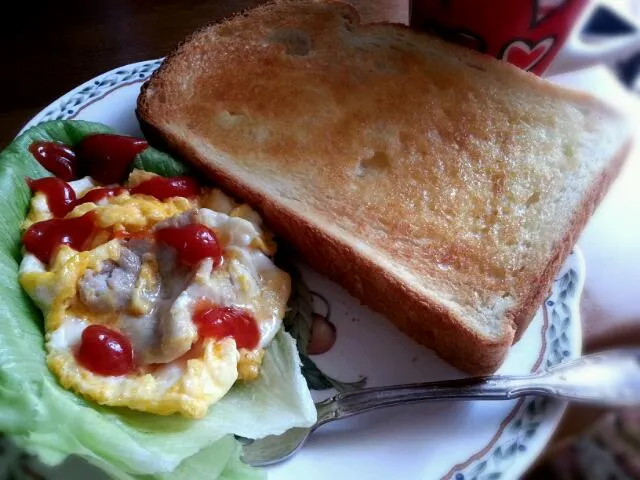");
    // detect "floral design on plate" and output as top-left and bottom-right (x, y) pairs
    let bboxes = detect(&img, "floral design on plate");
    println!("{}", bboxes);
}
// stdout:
(34, 60), (163, 124)
(278, 252), (367, 392)
(448, 252), (581, 480)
